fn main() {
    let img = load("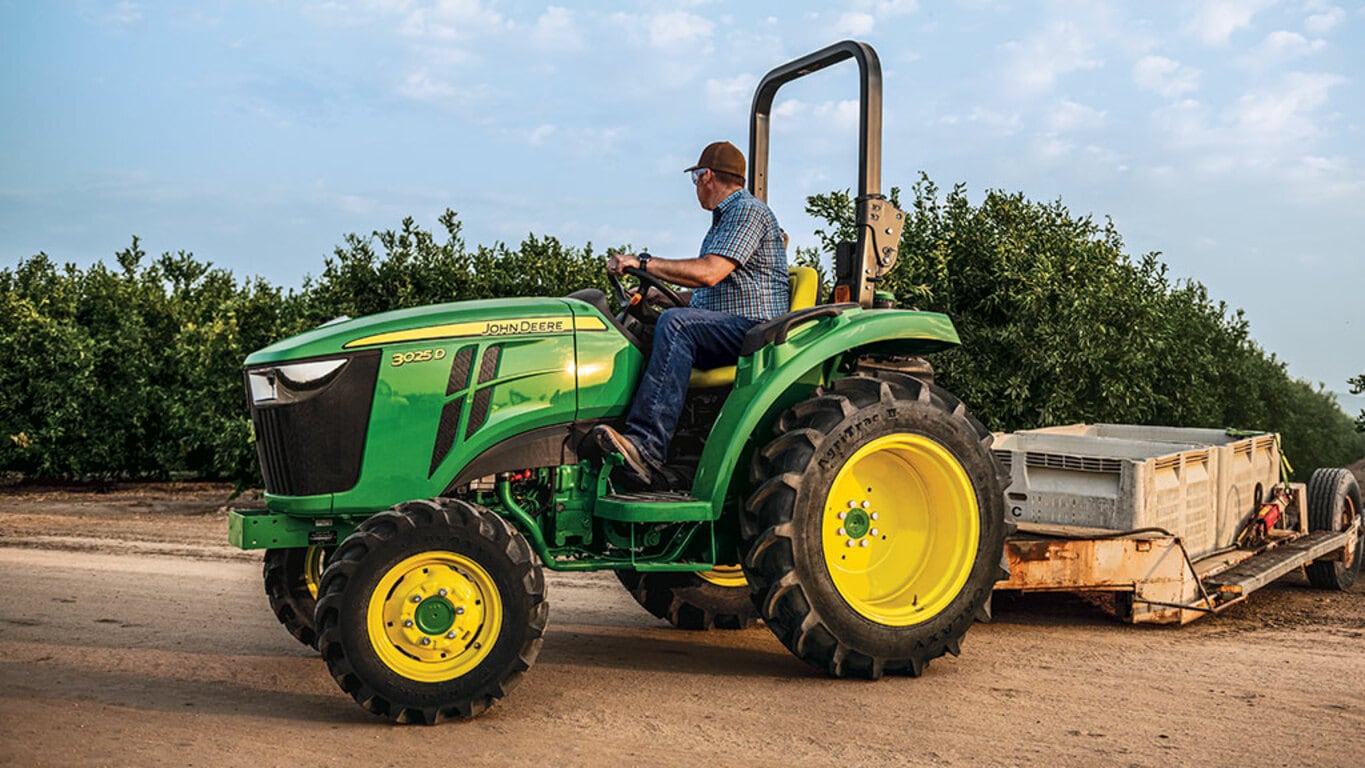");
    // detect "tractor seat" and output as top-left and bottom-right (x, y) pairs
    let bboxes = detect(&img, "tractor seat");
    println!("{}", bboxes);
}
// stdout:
(688, 266), (820, 388)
